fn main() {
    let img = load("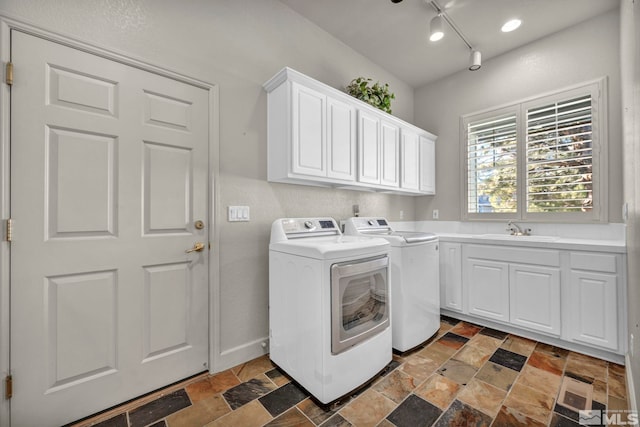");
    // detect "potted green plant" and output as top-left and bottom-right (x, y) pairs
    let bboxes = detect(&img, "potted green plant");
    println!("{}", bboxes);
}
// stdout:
(346, 77), (395, 114)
